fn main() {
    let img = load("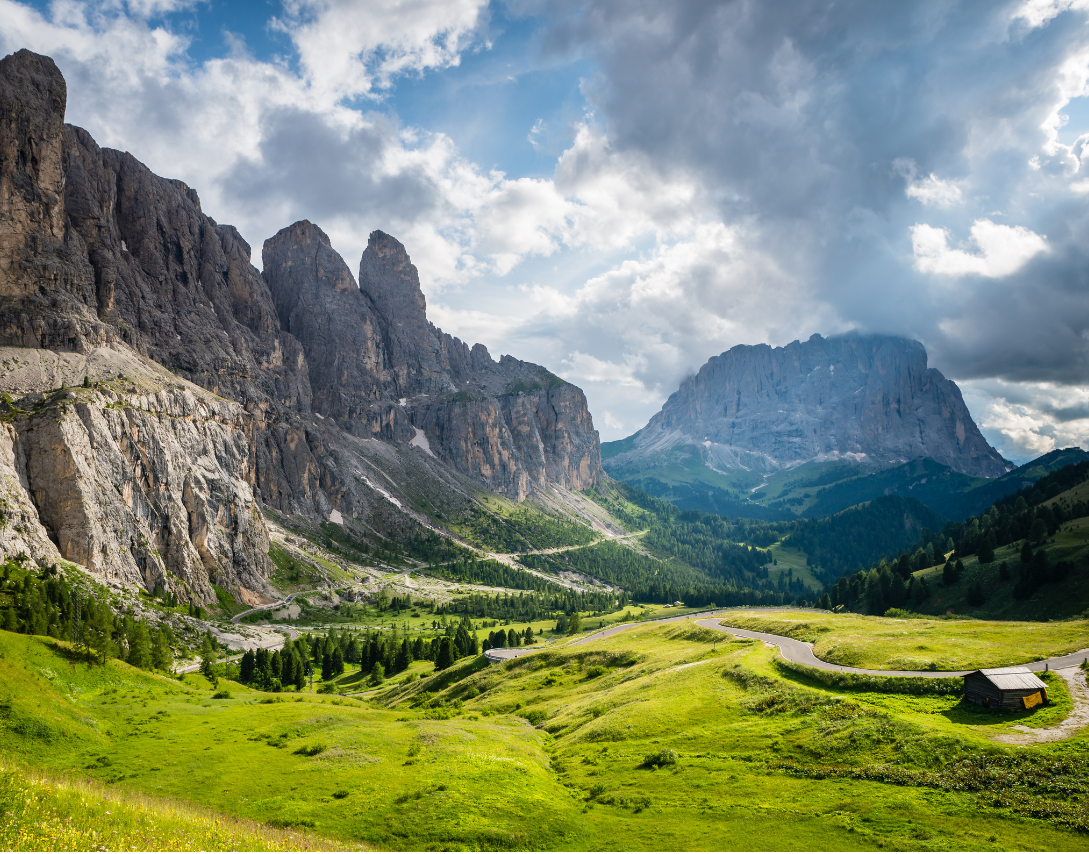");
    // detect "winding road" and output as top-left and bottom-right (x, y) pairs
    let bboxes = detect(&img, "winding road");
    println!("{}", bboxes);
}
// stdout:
(231, 590), (312, 625)
(485, 608), (1089, 677)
